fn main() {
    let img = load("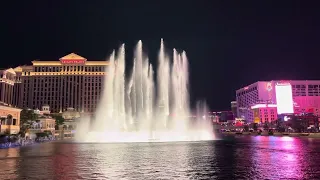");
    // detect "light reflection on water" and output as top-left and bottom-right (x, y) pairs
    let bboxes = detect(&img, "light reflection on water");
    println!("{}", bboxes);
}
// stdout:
(0, 136), (319, 179)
